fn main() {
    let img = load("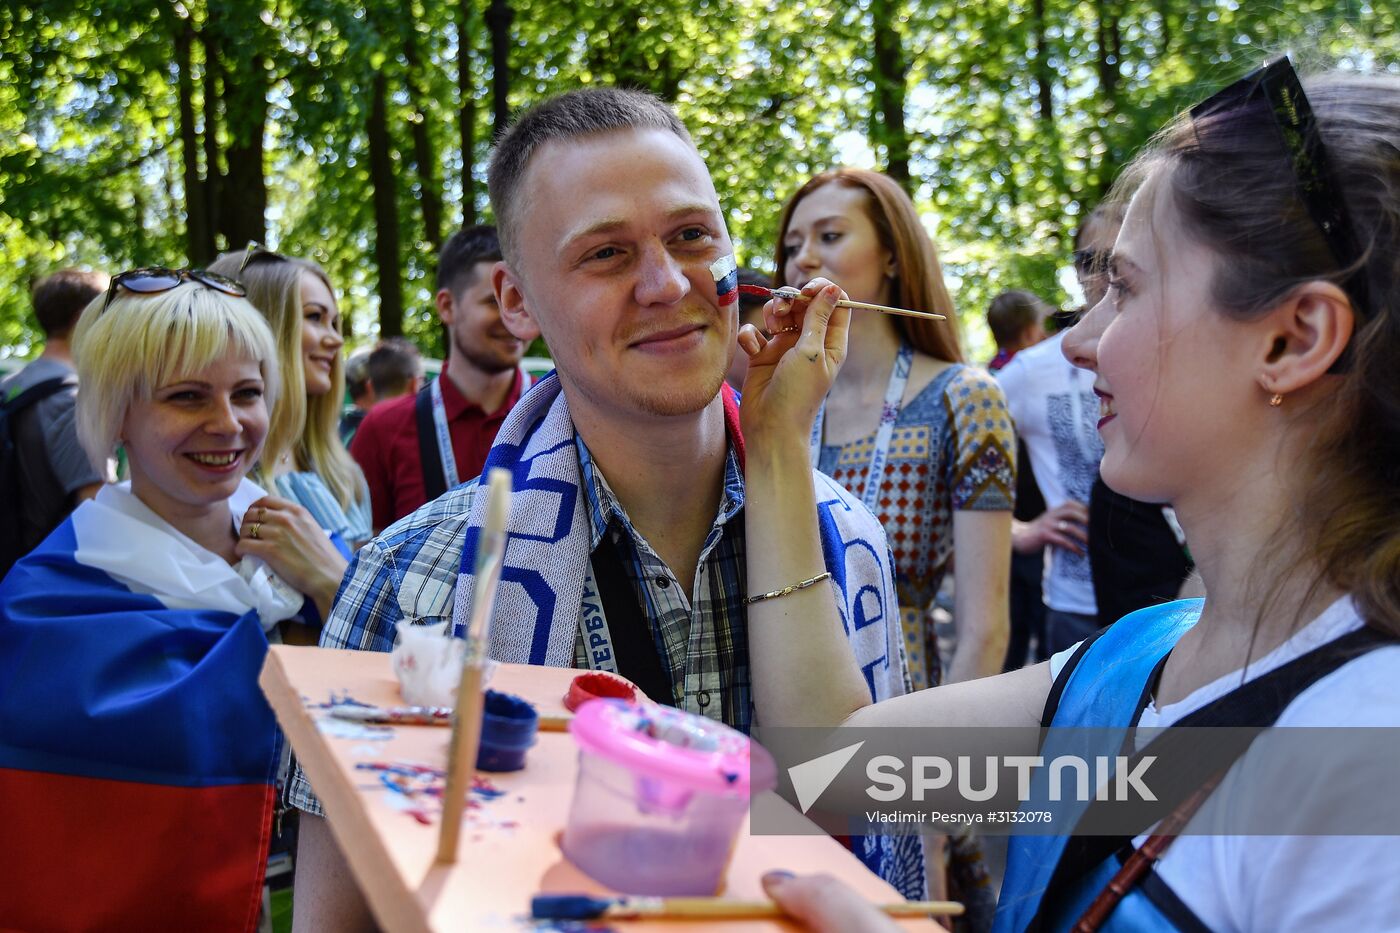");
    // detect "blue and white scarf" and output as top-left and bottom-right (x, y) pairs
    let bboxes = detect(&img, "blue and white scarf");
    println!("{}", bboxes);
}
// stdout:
(450, 373), (925, 897)
(451, 372), (906, 695)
